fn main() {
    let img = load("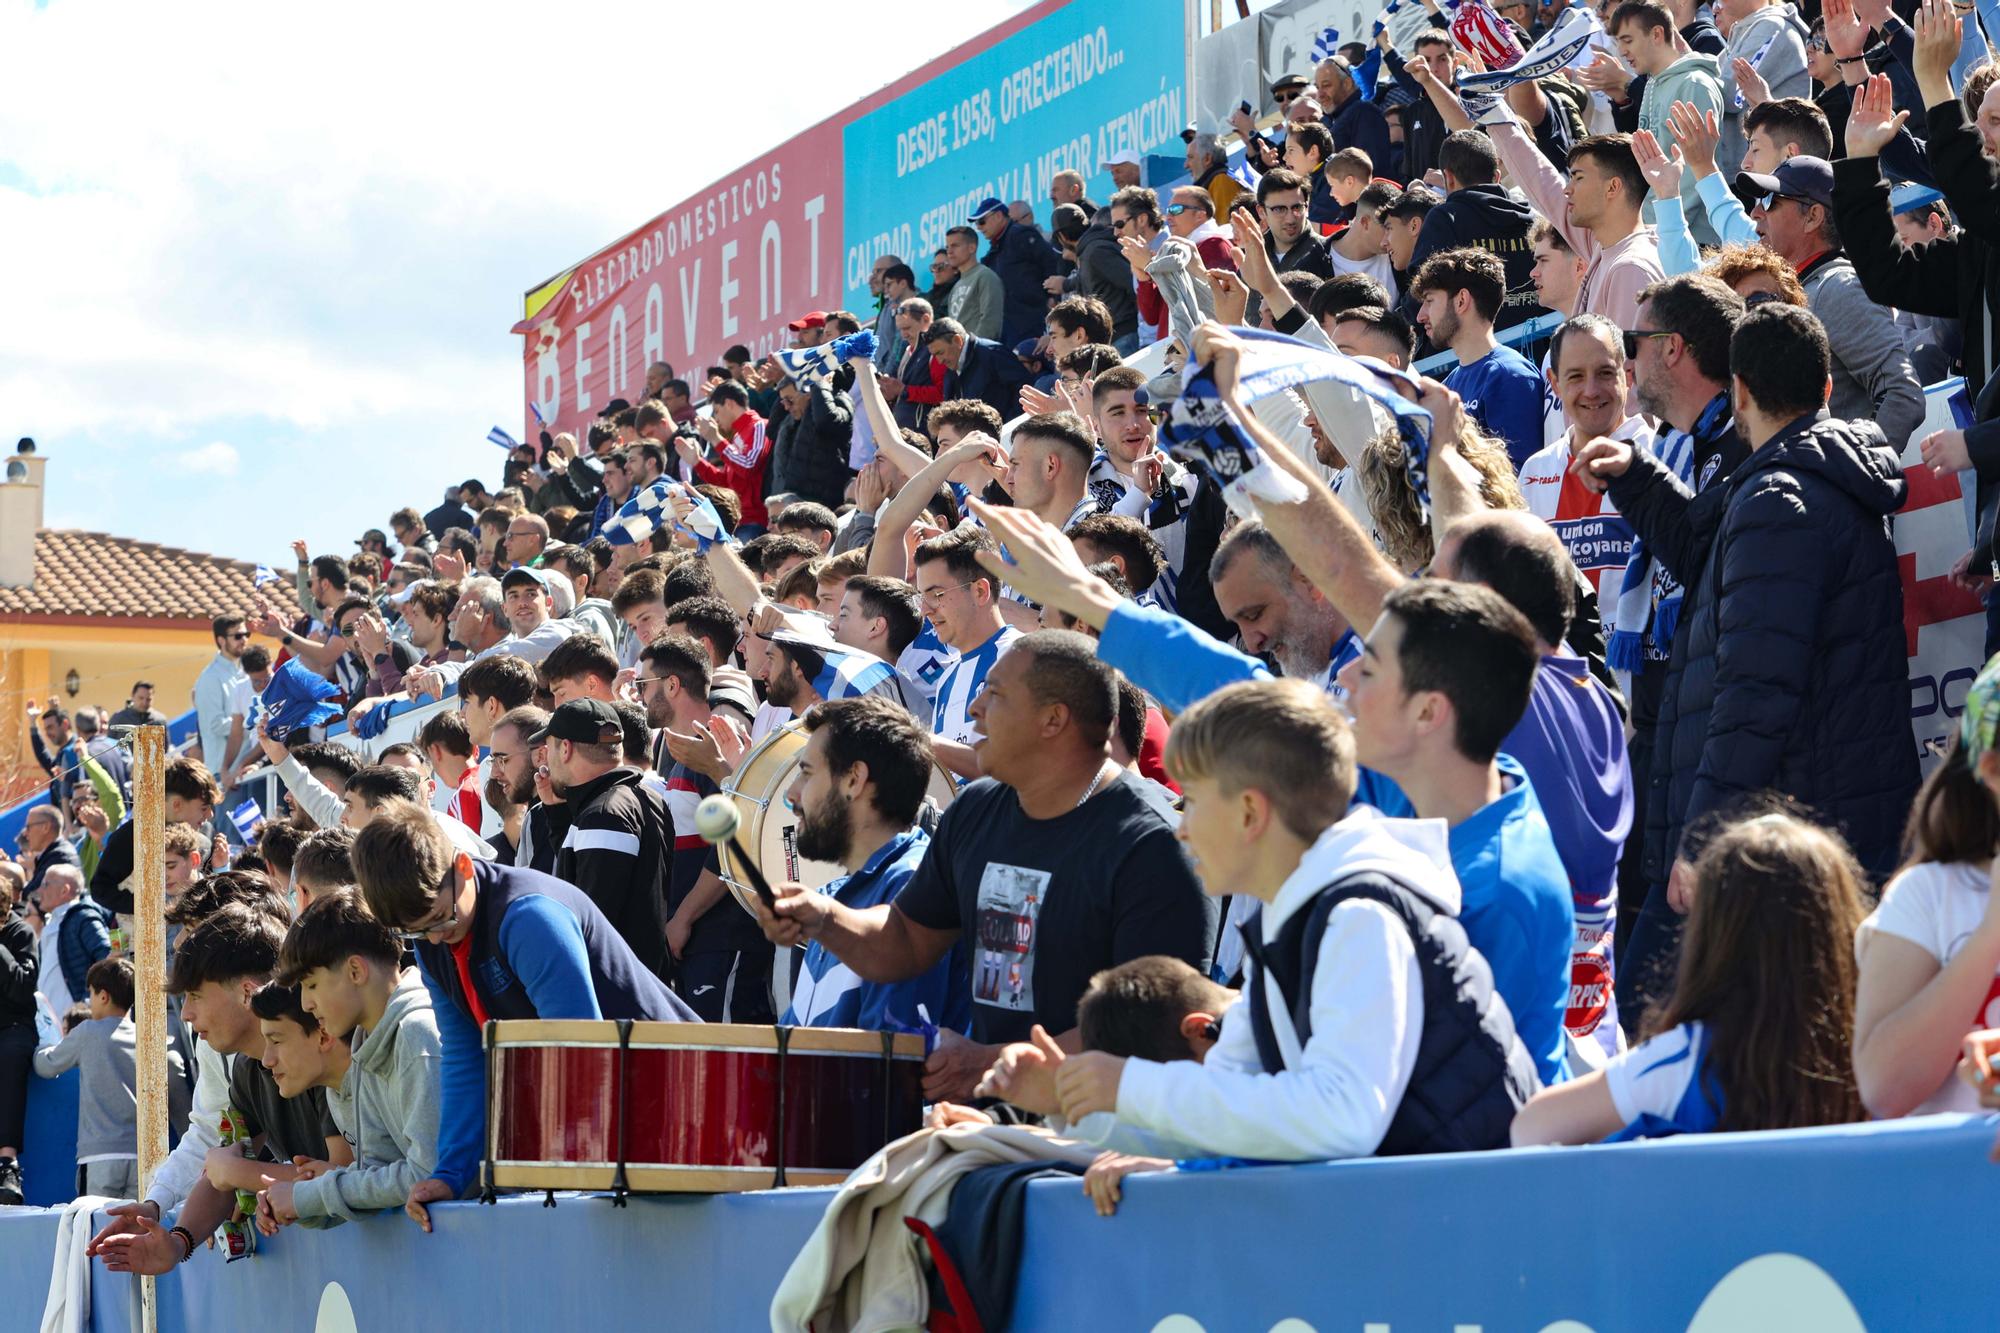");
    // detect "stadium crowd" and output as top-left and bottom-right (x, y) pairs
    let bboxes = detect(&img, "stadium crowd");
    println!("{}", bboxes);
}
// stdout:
(4, 0), (2000, 1302)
